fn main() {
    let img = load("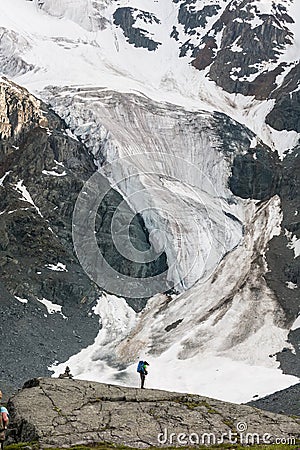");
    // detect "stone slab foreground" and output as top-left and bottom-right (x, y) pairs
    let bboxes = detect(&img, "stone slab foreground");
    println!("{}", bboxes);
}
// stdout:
(8, 378), (300, 448)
